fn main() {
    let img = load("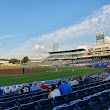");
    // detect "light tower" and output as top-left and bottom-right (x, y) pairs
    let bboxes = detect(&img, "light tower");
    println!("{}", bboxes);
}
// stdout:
(53, 42), (58, 52)
(96, 32), (105, 44)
